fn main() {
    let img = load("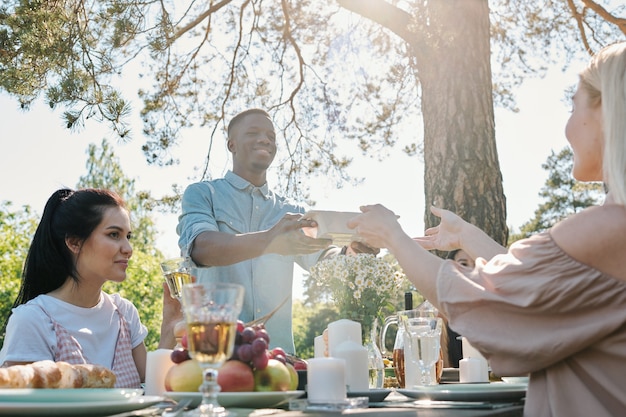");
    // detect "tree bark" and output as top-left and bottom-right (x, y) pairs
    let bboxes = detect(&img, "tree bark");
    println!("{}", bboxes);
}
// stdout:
(414, 0), (507, 245)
